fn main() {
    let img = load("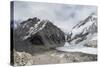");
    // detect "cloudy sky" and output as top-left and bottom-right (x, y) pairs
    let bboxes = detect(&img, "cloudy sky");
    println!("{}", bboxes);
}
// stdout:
(13, 1), (97, 31)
